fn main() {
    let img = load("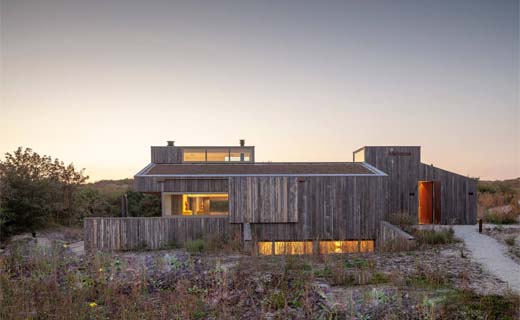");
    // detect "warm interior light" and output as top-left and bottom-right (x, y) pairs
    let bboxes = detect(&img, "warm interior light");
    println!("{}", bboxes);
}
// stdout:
(180, 193), (228, 215)
(319, 240), (374, 254)
(257, 241), (313, 255)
